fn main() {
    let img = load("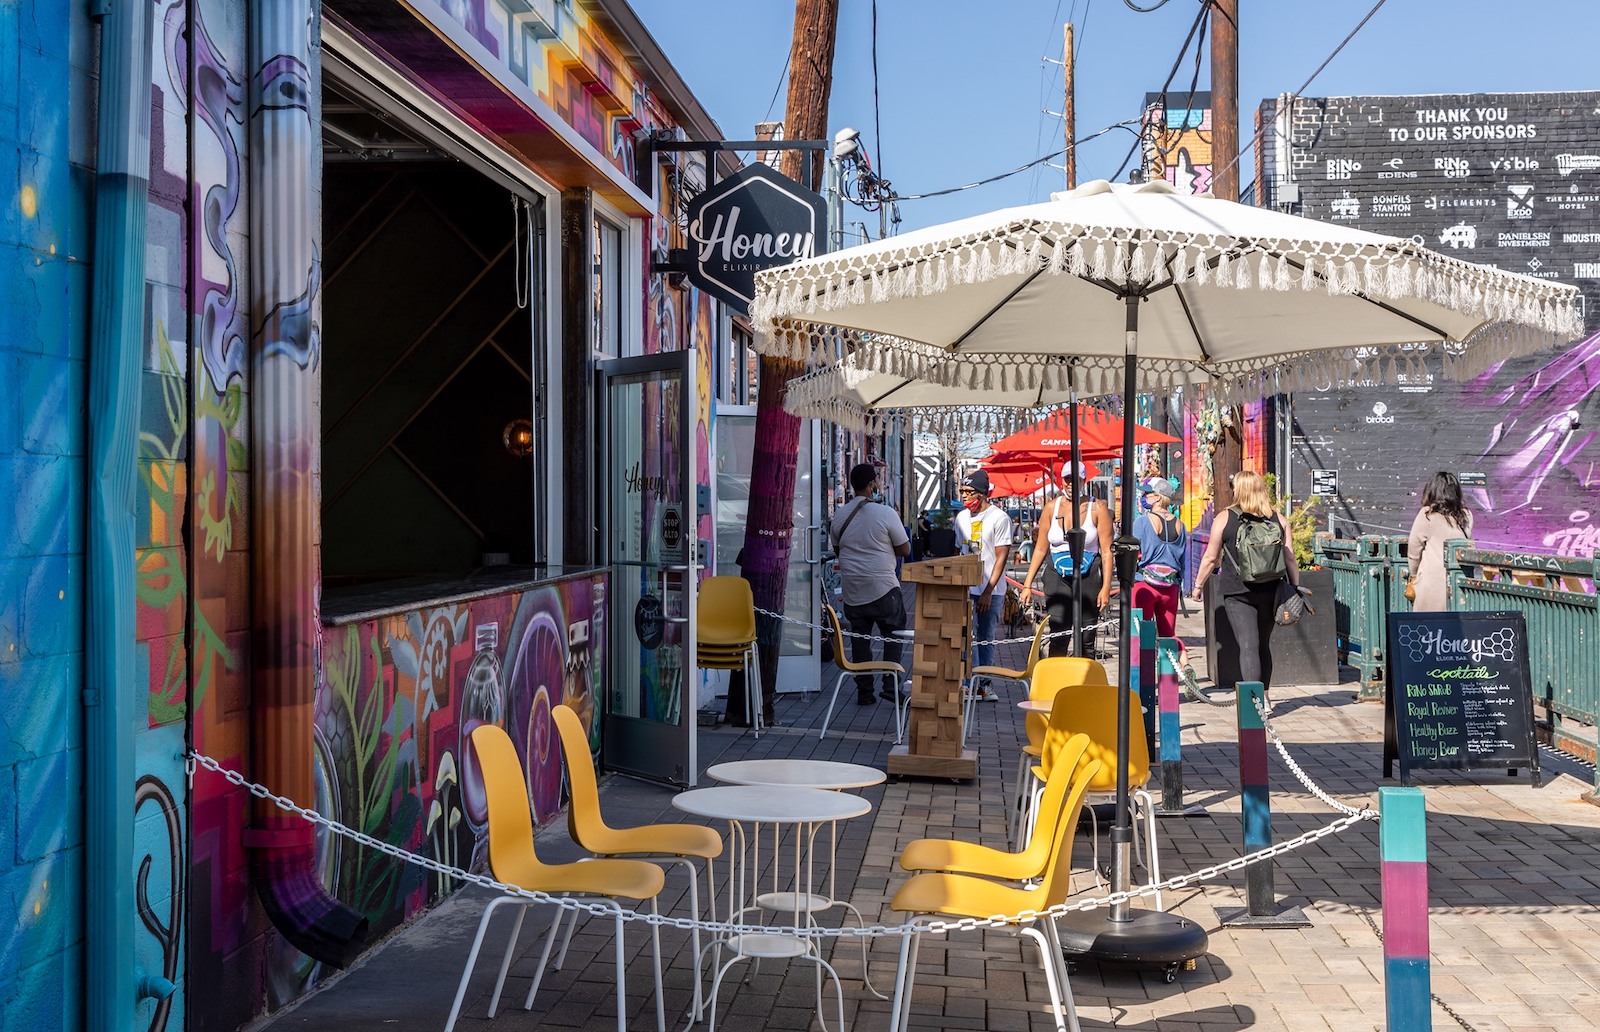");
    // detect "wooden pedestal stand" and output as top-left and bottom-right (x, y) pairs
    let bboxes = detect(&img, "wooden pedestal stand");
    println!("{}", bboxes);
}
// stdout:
(889, 554), (980, 779)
